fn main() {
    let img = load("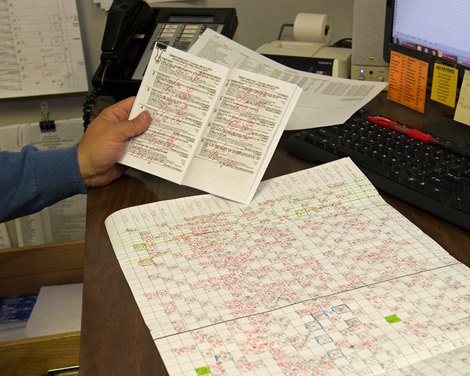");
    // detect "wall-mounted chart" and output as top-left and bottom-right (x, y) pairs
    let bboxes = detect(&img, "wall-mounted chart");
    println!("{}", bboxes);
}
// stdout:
(0, 0), (88, 99)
